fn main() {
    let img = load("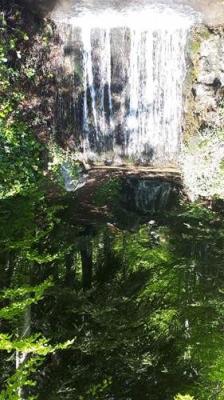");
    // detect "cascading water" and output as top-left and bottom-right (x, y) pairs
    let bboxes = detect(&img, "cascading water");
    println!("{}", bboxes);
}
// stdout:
(123, 177), (178, 213)
(54, 4), (197, 166)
